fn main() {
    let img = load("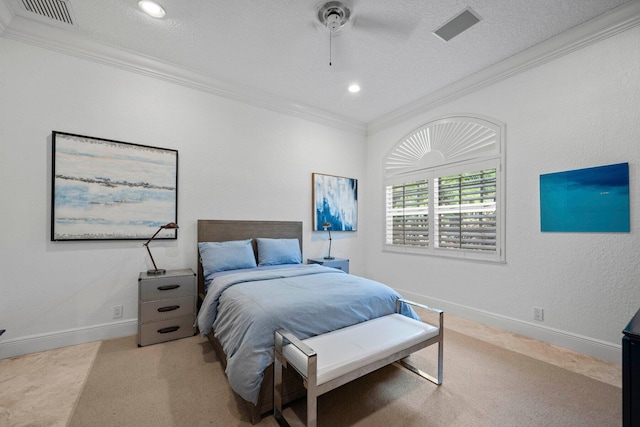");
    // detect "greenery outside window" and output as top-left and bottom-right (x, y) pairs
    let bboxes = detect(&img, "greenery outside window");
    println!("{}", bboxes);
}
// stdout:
(384, 116), (505, 262)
